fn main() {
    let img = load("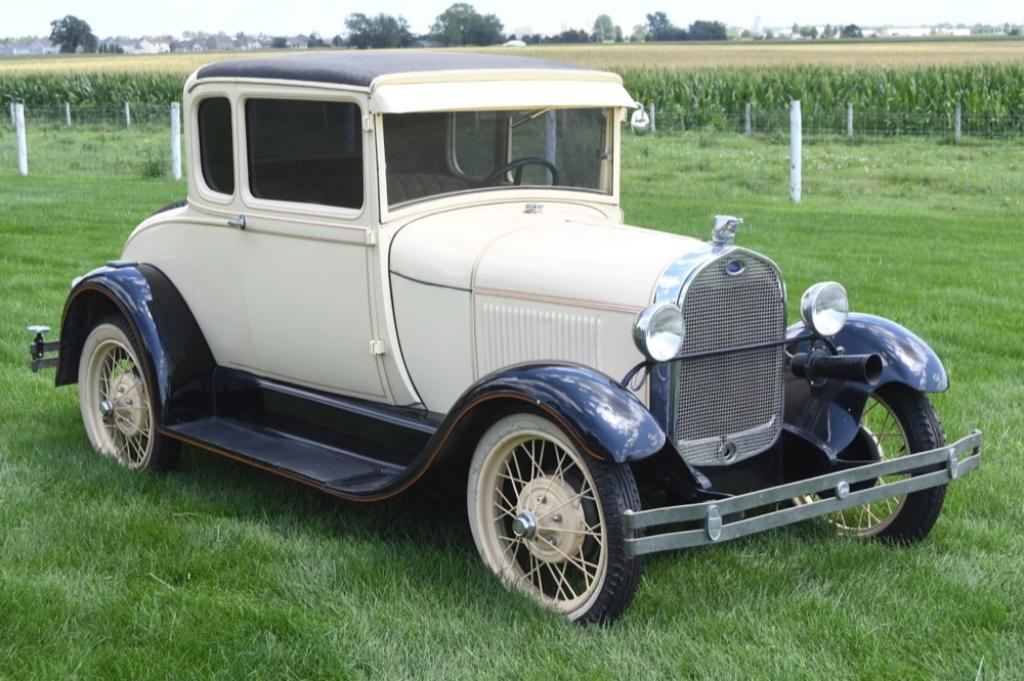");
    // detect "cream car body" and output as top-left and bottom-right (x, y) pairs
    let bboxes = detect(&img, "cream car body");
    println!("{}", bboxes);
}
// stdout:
(37, 53), (980, 624)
